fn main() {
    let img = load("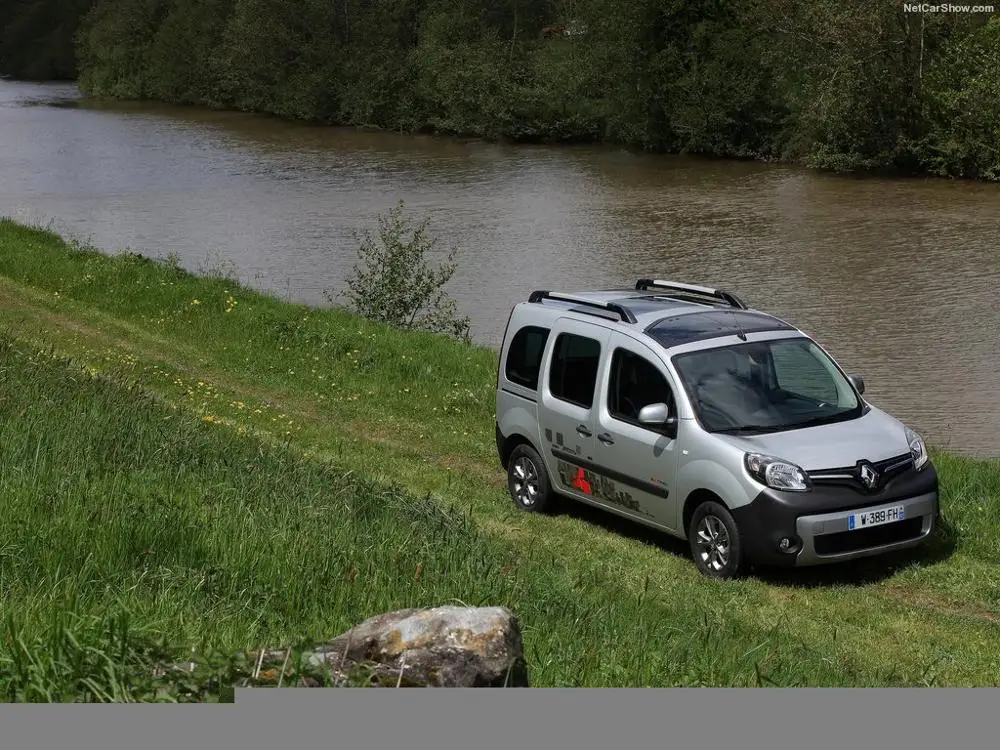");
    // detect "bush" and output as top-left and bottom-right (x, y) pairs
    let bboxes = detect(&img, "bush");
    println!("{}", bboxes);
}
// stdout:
(330, 202), (472, 343)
